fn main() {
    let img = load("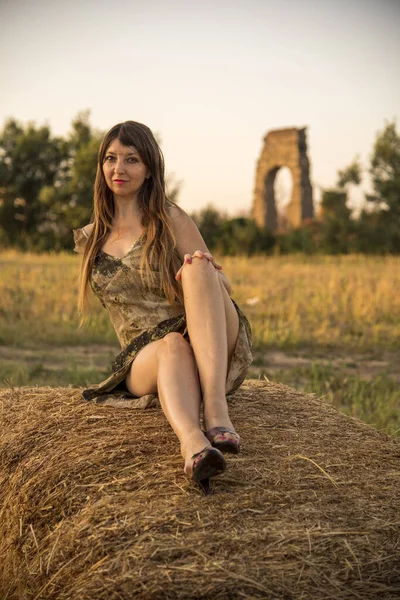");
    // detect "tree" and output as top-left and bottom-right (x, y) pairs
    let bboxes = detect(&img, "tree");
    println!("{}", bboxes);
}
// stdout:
(39, 112), (103, 250)
(216, 217), (275, 256)
(0, 119), (67, 248)
(191, 204), (225, 250)
(319, 190), (354, 254)
(337, 158), (362, 188)
(370, 121), (400, 212)
(0, 111), (184, 251)
(191, 205), (275, 255)
(369, 121), (400, 252)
